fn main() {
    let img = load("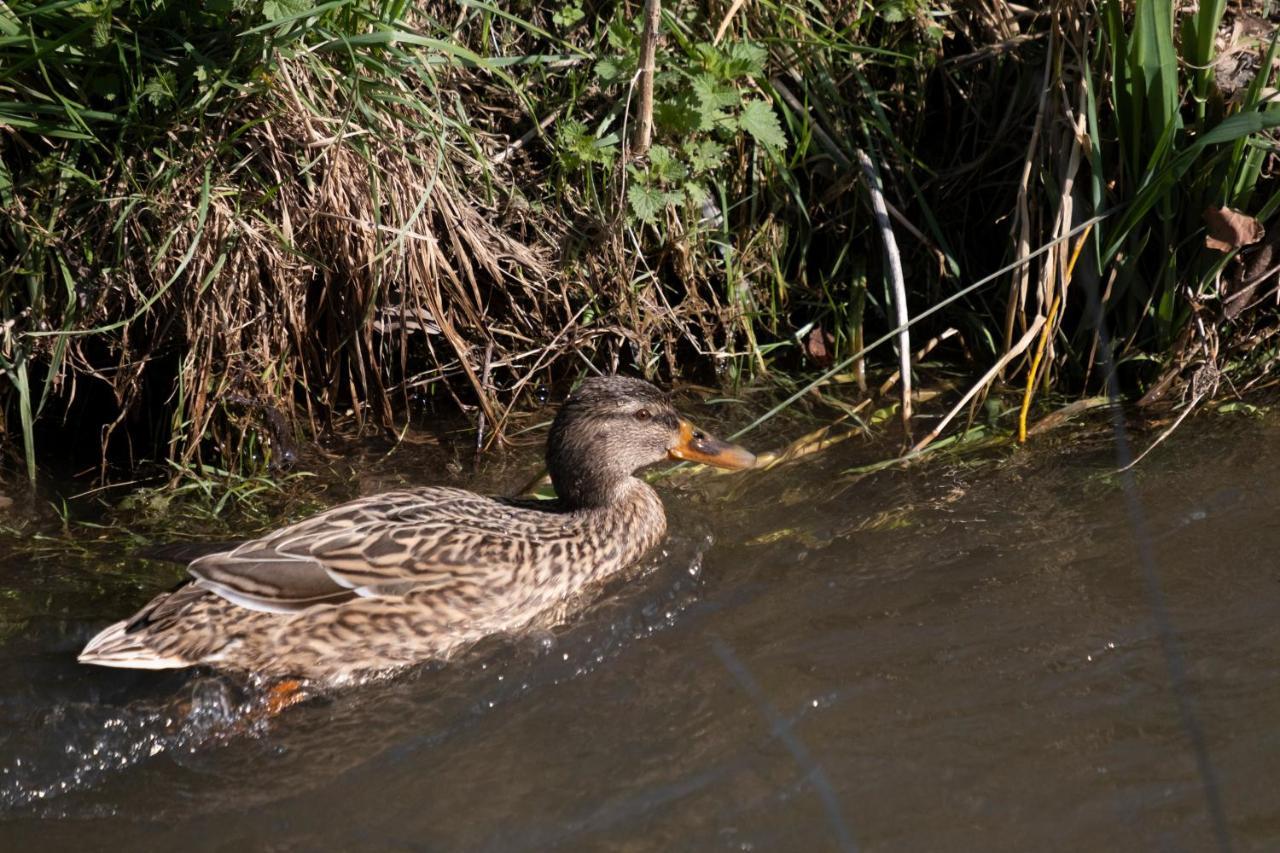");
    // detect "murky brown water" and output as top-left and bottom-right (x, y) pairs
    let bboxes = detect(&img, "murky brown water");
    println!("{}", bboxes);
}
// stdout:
(1, 404), (1279, 851)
